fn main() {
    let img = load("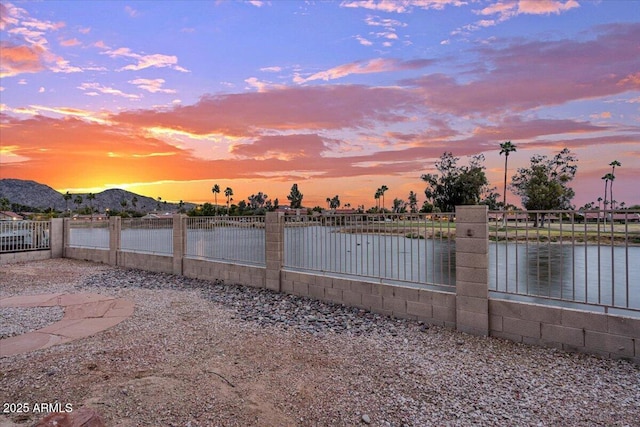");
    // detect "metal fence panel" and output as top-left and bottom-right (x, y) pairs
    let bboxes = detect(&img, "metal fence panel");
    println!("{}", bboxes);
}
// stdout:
(67, 219), (109, 249)
(185, 216), (265, 266)
(121, 218), (173, 255)
(283, 213), (455, 288)
(489, 210), (640, 312)
(0, 221), (51, 253)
